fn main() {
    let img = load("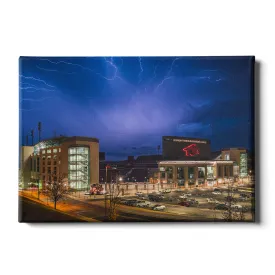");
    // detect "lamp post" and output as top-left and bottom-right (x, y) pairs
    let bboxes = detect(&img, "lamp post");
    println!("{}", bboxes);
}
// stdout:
(105, 164), (111, 219)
